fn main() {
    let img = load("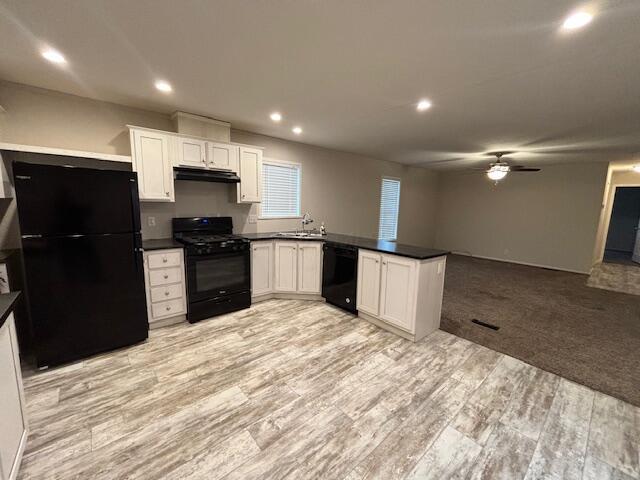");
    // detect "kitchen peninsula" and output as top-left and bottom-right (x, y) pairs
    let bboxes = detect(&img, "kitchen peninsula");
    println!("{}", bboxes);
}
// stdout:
(243, 232), (449, 342)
